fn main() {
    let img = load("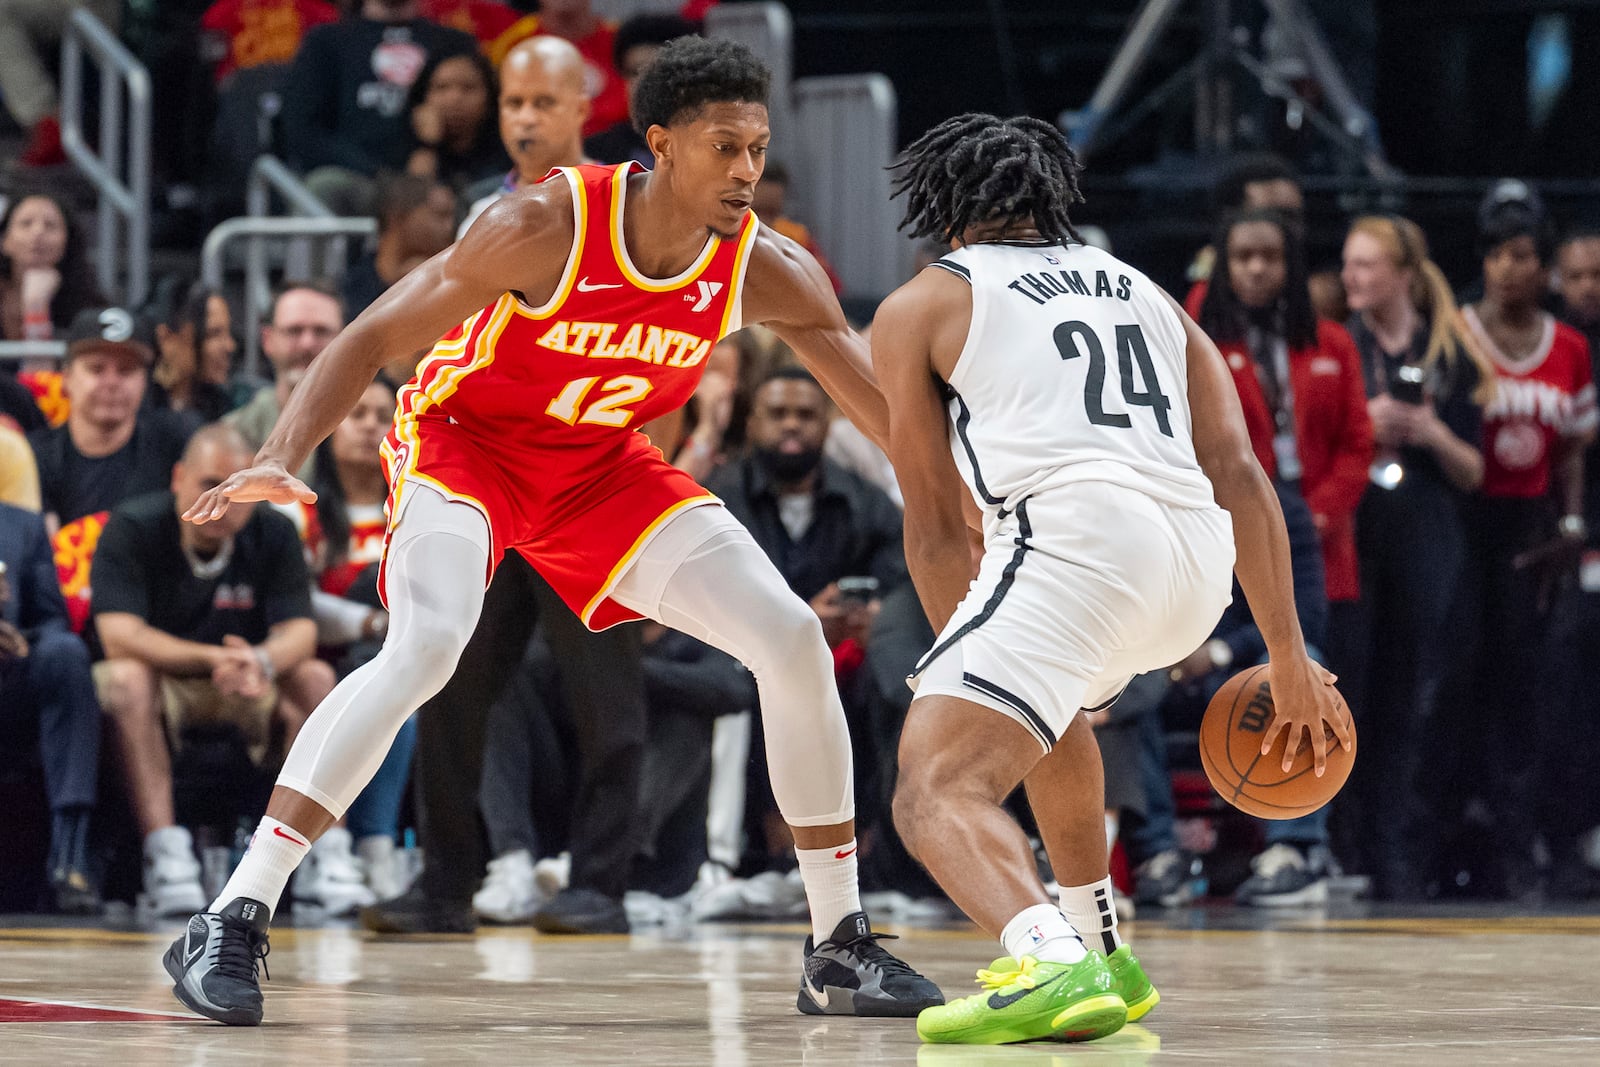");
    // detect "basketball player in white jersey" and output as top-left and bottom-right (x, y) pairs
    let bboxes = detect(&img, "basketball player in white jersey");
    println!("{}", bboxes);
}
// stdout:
(871, 114), (1353, 1045)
